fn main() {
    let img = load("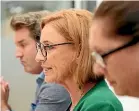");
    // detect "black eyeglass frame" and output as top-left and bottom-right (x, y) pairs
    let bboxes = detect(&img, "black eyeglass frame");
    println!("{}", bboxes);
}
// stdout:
(101, 37), (139, 58)
(36, 42), (73, 61)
